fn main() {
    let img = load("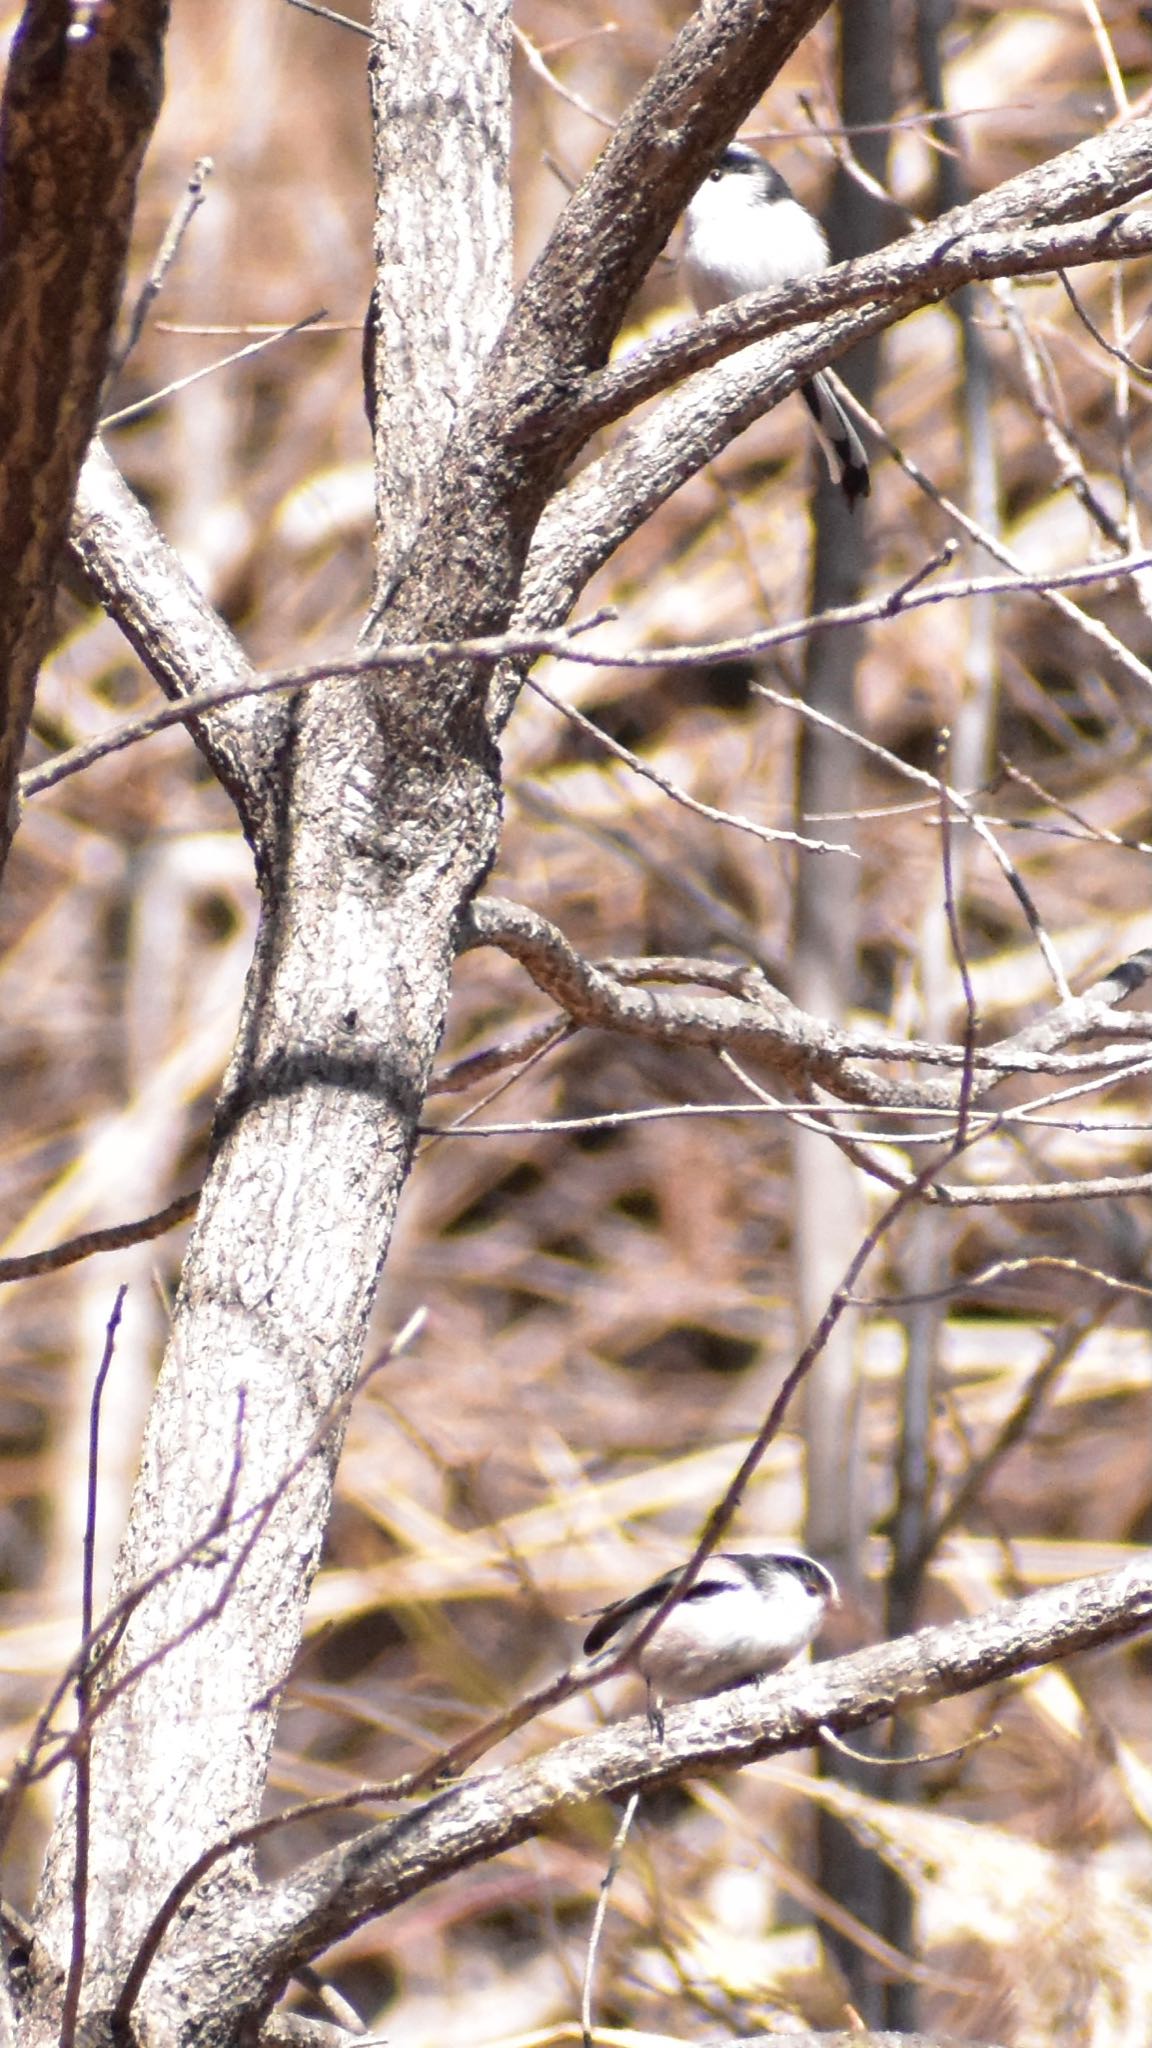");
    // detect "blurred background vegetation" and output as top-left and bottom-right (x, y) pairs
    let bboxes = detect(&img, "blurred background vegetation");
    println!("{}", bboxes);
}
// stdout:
(2, 0), (1152, 2041)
